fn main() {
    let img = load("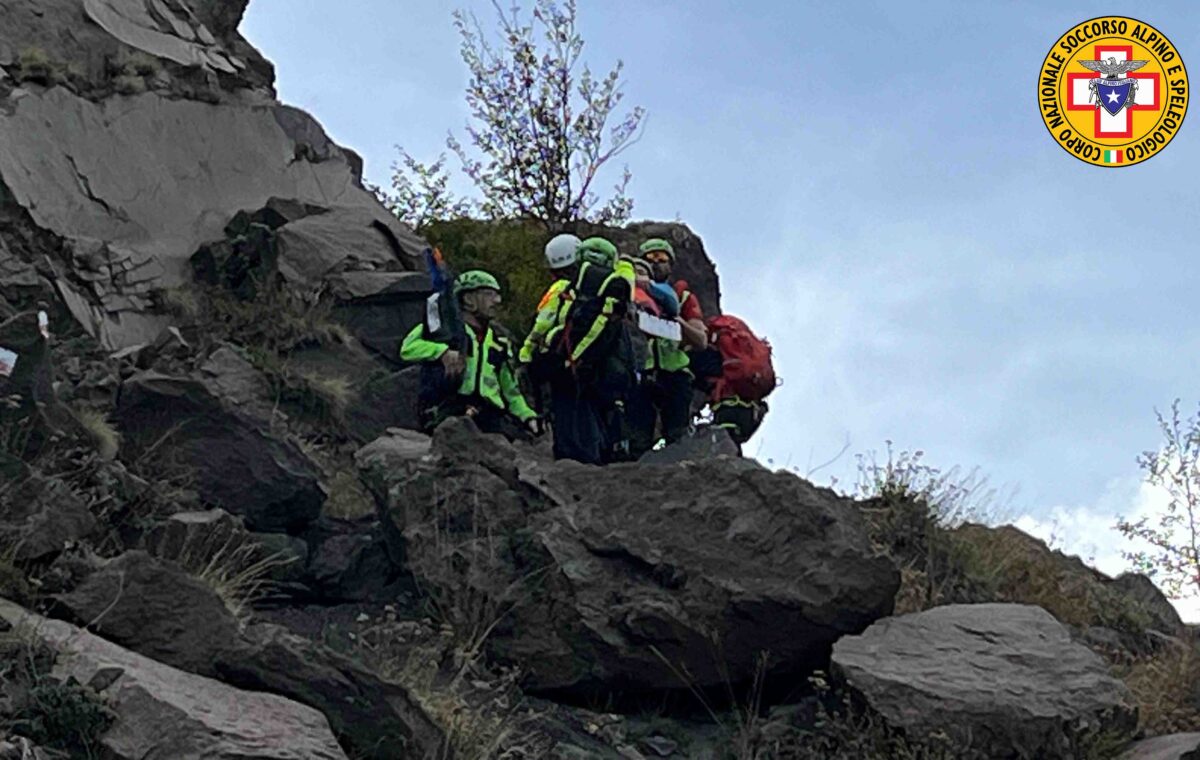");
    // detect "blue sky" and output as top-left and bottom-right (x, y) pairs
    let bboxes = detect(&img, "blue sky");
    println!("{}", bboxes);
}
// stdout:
(242, 2), (1200, 612)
